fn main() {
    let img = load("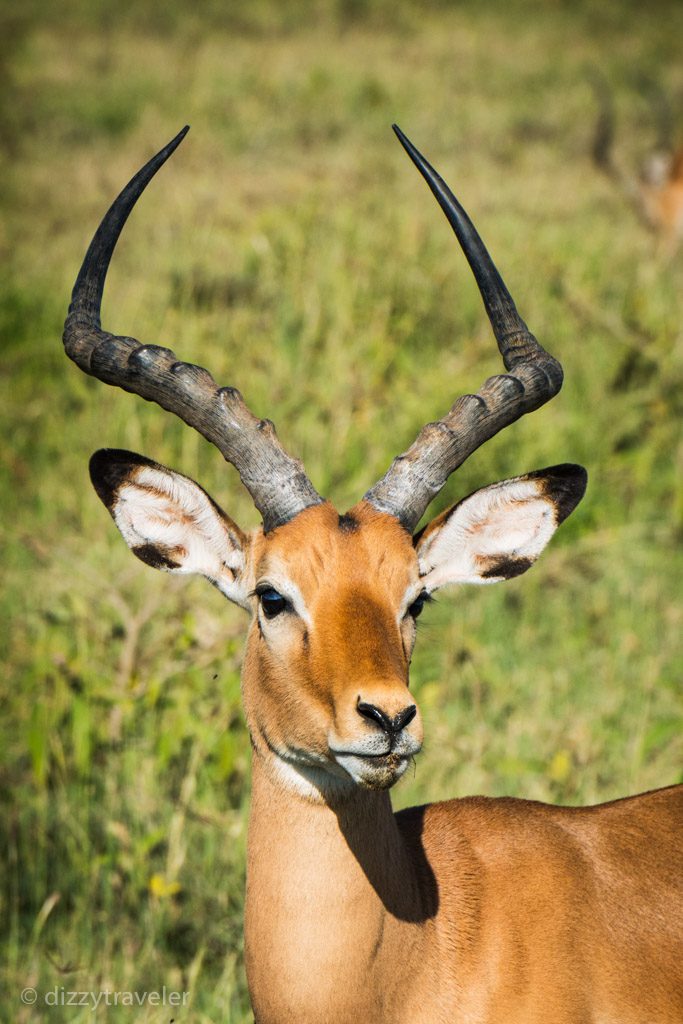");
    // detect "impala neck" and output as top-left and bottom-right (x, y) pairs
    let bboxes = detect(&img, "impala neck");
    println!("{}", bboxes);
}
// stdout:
(245, 751), (436, 1023)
